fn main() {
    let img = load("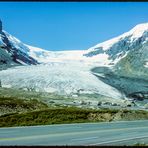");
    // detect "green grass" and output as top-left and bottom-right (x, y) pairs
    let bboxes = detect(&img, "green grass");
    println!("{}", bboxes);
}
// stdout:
(0, 96), (49, 117)
(0, 96), (47, 109)
(0, 107), (118, 127)
(0, 106), (148, 127)
(133, 142), (147, 146)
